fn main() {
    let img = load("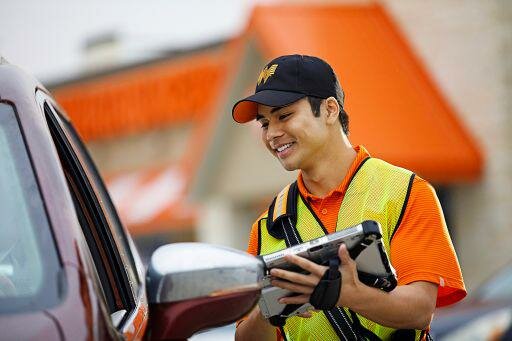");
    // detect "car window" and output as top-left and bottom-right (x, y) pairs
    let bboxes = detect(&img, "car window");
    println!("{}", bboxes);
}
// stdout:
(40, 97), (137, 320)
(45, 102), (141, 293)
(0, 102), (60, 313)
(64, 166), (121, 313)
